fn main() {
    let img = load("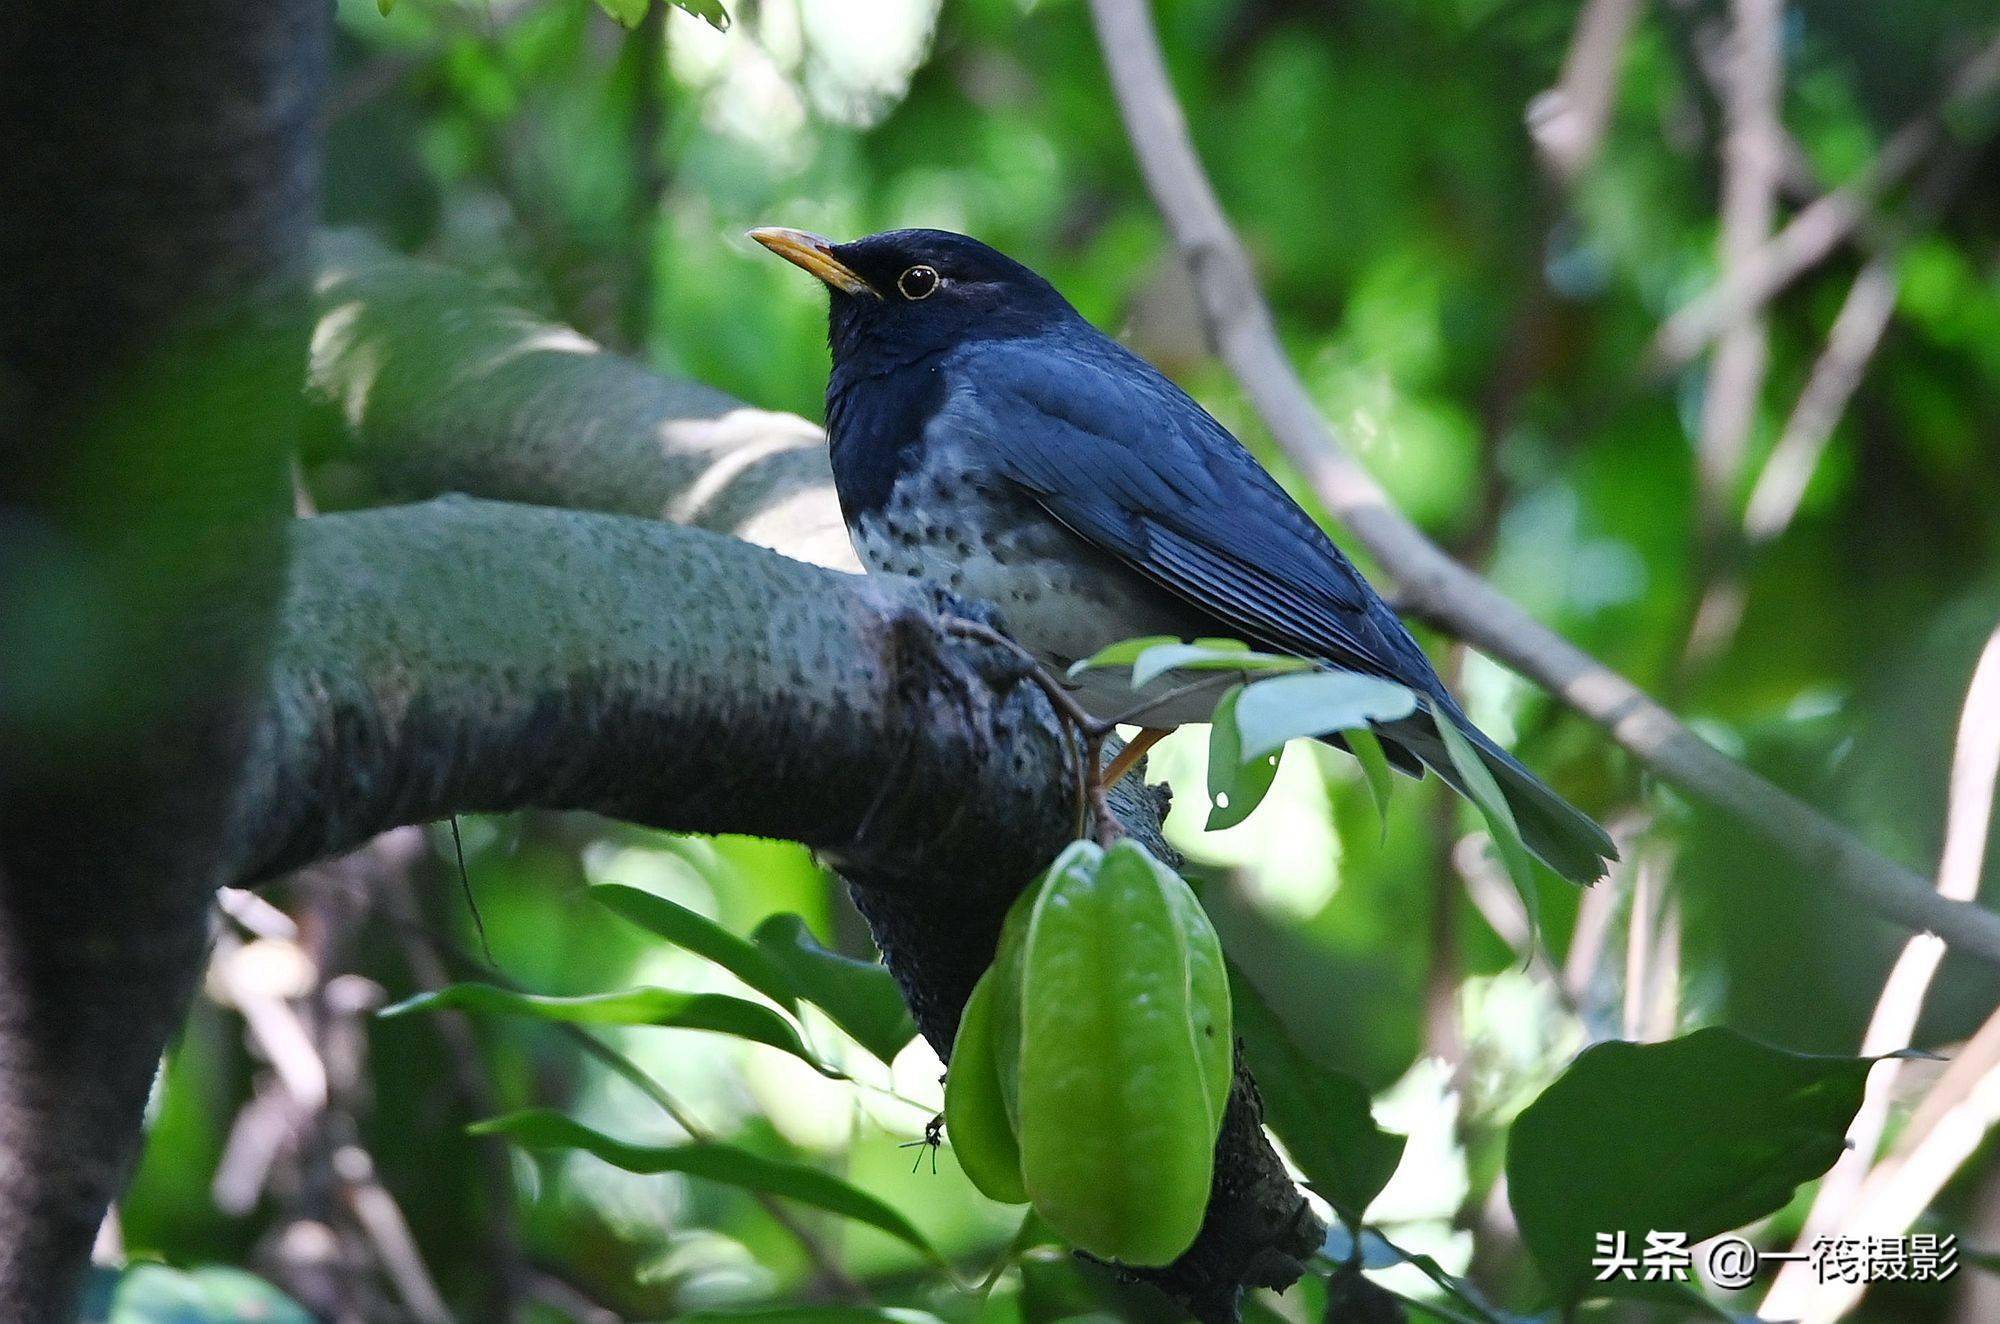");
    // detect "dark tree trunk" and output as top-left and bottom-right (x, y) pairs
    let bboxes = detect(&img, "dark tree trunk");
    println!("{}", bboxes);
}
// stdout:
(0, 1), (324, 1316)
